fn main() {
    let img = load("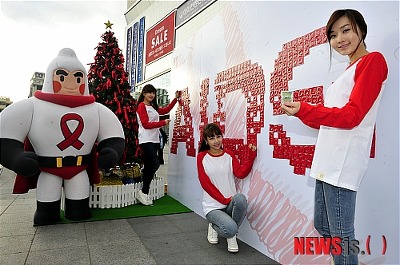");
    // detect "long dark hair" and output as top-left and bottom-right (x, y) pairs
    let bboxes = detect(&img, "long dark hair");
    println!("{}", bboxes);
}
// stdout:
(199, 123), (223, 152)
(326, 9), (367, 62)
(137, 84), (159, 110)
